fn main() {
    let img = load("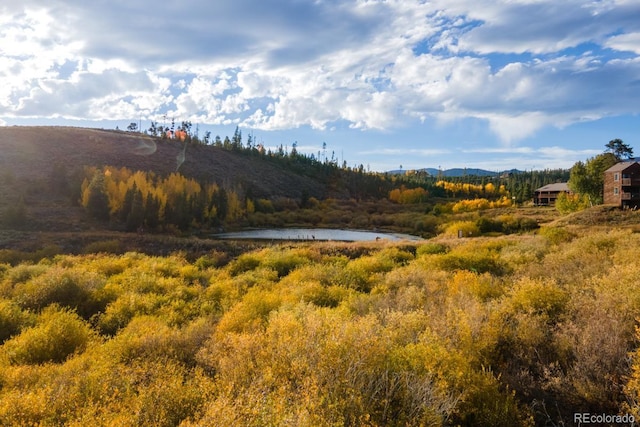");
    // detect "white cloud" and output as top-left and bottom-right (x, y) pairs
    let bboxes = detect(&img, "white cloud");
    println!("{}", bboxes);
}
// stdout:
(1, 0), (639, 149)
(484, 112), (554, 144)
(606, 32), (640, 54)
